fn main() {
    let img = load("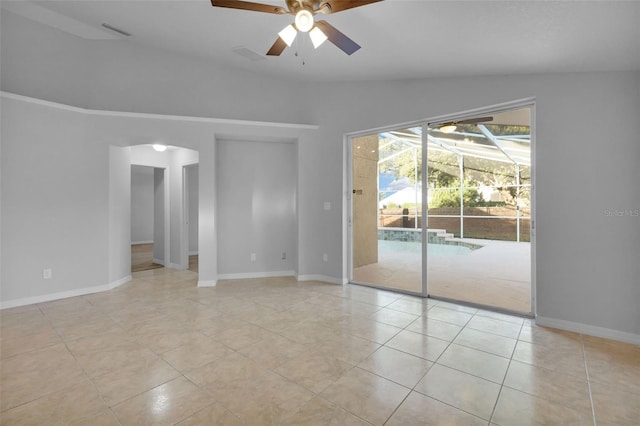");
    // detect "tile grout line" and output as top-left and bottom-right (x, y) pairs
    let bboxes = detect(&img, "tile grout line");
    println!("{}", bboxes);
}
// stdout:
(391, 311), (479, 424)
(238, 289), (380, 424)
(322, 292), (410, 422)
(11, 271), (629, 425)
(382, 306), (520, 389)
(47, 308), (124, 426)
(487, 319), (525, 425)
(581, 336), (598, 426)
(381, 389), (412, 425)
(385, 310), (496, 423)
